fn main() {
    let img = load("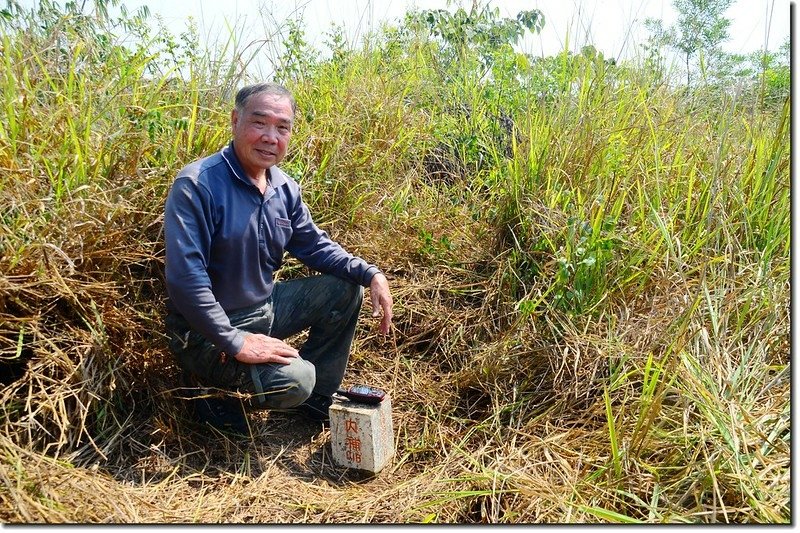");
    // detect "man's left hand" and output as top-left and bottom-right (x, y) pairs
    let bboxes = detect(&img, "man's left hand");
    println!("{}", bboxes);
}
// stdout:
(369, 273), (393, 335)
